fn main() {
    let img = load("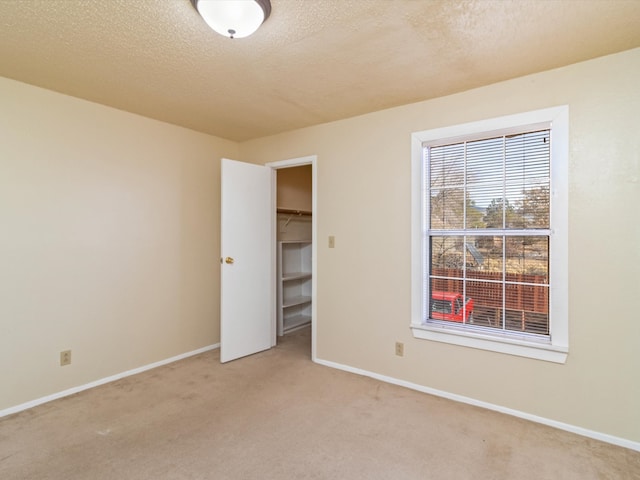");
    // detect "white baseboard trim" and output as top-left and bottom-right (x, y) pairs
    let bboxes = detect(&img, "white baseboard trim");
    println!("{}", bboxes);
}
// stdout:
(0, 343), (220, 418)
(314, 357), (640, 453)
